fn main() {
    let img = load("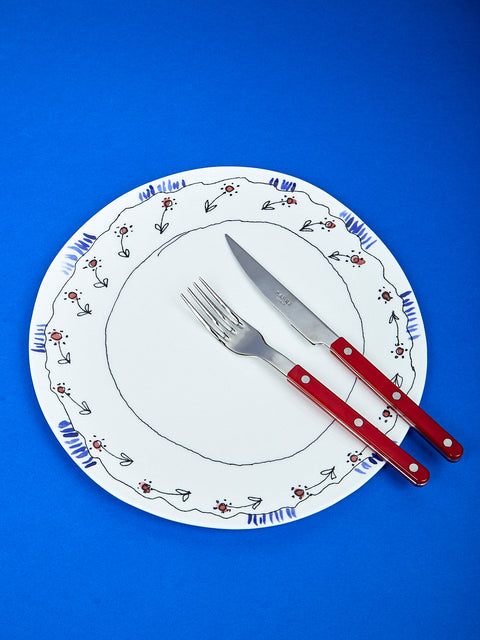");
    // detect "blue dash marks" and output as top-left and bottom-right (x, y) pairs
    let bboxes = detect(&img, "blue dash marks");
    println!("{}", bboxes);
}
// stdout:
(57, 420), (97, 468)
(400, 291), (421, 340)
(353, 452), (384, 475)
(138, 179), (186, 202)
(247, 507), (297, 527)
(30, 323), (46, 353)
(60, 233), (97, 276)
(269, 177), (296, 192)
(339, 210), (377, 249)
